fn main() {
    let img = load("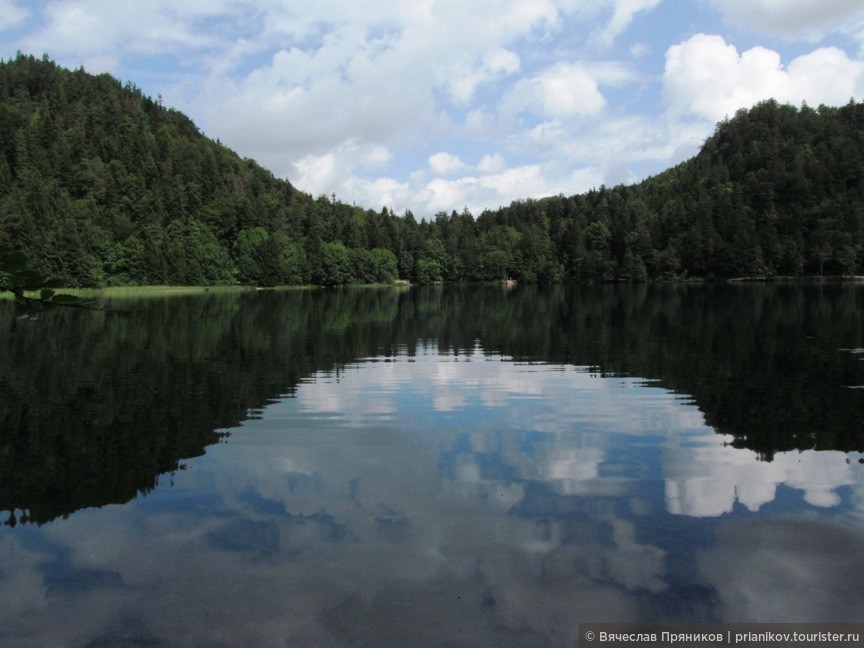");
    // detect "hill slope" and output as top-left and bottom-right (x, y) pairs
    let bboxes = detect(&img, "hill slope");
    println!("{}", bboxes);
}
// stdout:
(2, 54), (863, 286)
